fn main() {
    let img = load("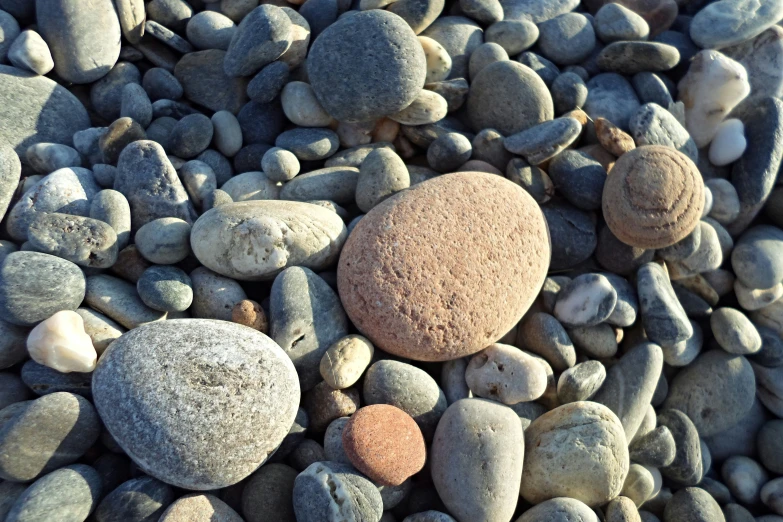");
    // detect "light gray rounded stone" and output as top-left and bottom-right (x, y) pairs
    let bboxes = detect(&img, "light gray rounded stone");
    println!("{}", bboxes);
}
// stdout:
(186, 11), (237, 51)
(0, 140), (20, 225)
(657, 409), (703, 486)
(356, 148), (410, 212)
(137, 266), (193, 313)
(279, 167), (359, 206)
(690, 0), (783, 50)
(721, 455), (768, 505)
(90, 189), (131, 250)
(711, 307), (761, 355)
(629, 425), (676, 468)
(220, 171), (279, 202)
(135, 217), (191, 265)
(630, 103), (698, 162)
(85, 274), (166, 329)
(261, 147), (300, 182)
(5, 464), (102, 522)
(35, 0), (121, 84)
(93, 476), (175, 522)
(595, 3), (649, 43)
(191, 201), (347, 281)
(517, 498), (599, 522)
(120, 83), (152, 129)
(293, 462), (383, 522)
(663, 487), (725, 522)
(431, 399), (524, 522)
(224, 5), (292, 78)
(93, 319), (300, 490)
(0, 252), (85, 327)
(538, 13), (596, 65)
(485, 19), (538, 56)
(731, 225), (783, 290)
(28, 213), (117, 269)
(25, 143), (81, 174)
(557, 360), (606, 403)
